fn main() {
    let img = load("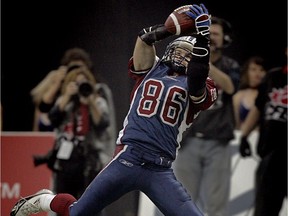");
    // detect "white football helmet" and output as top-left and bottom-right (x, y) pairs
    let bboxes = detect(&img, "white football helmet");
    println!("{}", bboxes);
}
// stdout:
(162, 36), (196, 74)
